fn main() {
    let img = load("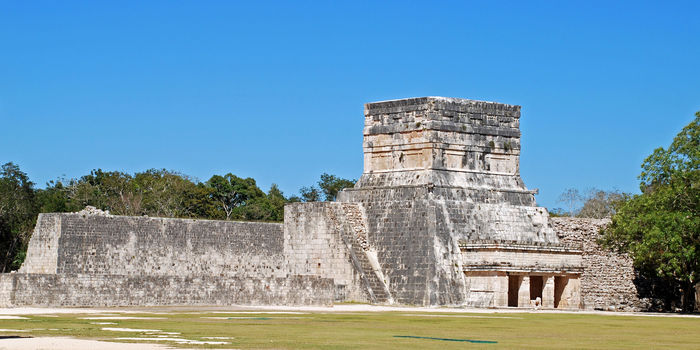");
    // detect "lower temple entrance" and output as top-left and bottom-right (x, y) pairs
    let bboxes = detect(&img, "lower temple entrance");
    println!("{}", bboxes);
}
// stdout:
(461, 240), (583, 309)
(464, 271), (581, 309)
(501, 274), (580, 308)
